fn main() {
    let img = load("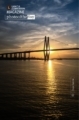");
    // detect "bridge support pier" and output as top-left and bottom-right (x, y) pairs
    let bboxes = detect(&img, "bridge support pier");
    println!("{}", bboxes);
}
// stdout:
(10, 53), (12, 59)
(6, 54), (8, 59)
(14, 53), (17, 59)
(2, 54), (3, 58)
(18, 53), (20, 58)
(24, 53), (26, 59)
(19, 53), (22, 59)
(28, 52), (30, 60)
